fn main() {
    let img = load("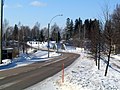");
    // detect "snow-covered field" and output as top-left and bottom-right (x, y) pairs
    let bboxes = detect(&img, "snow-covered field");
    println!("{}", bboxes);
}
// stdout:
(25, 51), (120, 90)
